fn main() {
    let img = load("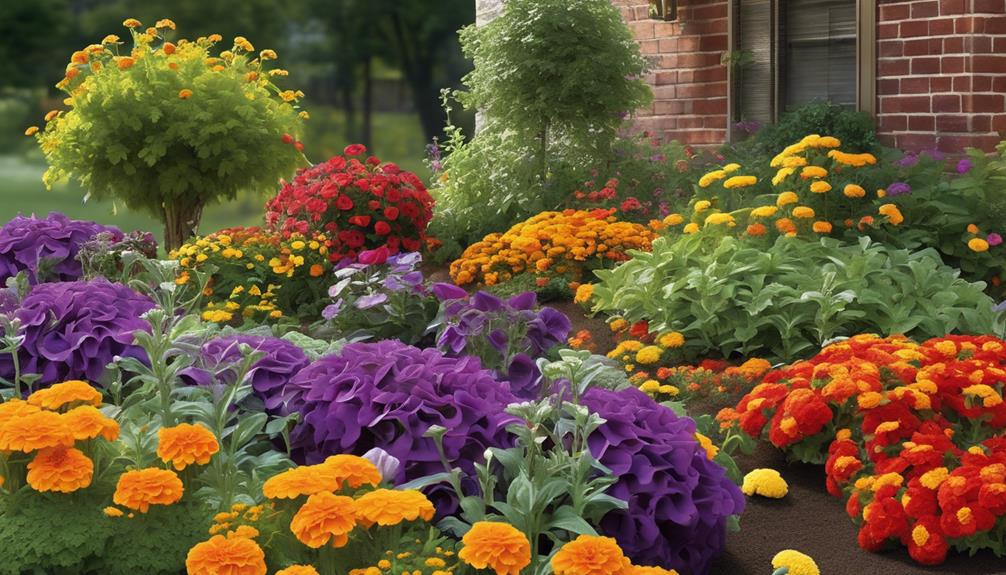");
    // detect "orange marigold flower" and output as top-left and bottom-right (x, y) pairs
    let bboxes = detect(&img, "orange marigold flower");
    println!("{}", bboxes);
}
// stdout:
(354, 489), (435, 527)
(0, 399), (41, 426)
(276, 567), (319, 575)
(163, 42), (176, 55)
(26, 446), (93, 493)
(812, 221), (833, 234)
(309, 264), (324, 277)
(155, 18), (176, 29)
(263, 465), (341, 499)
(113, 468), (184, 512)
(123, 18), (142, 28)
(116, 57), (135, 70)
(157, 423), (219, 470)
(71, 50), (89, 65)
(458, 521), (532, 575)
(0, 410), (74, 452)
(44, 110), (59, 122)
(290, 491), (357, 548)
(28, 380), (102, 410)
(103, 506), (124, 517)
(64, 405), (119, 441)
(746, 223), (767, 236)
(551, 535), (631, 575)
(322, 454), (382, 489)
(186, 532), (267, 575)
